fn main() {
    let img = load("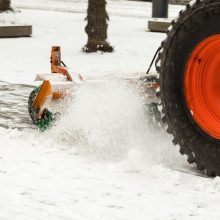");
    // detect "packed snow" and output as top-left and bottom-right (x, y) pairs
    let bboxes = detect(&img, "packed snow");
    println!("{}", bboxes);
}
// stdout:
(1, 0), (220, 219)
